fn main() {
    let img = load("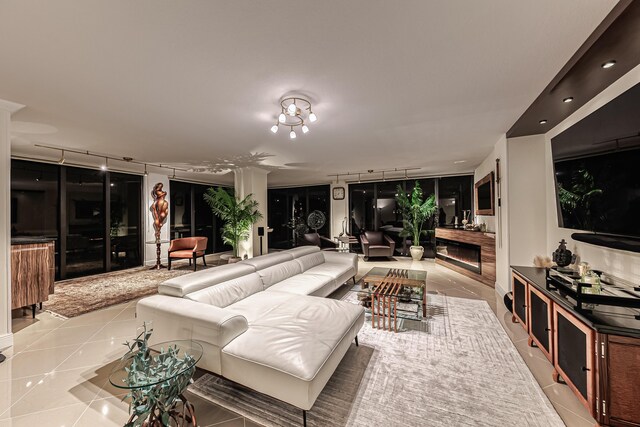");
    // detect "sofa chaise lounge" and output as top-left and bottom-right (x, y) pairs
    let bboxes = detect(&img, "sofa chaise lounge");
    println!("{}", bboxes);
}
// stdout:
(136, 246), (364, 425)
